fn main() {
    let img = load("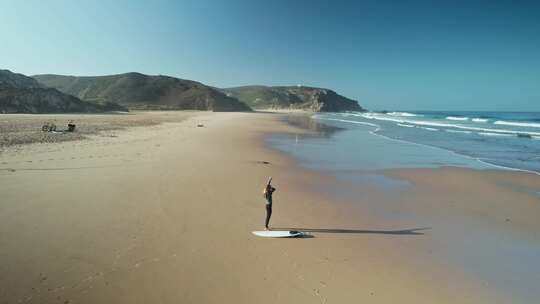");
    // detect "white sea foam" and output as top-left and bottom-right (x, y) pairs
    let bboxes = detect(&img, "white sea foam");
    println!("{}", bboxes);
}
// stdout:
(472, 118), (489, 123)
(446, 116), (469, 121)
(315, 117), (379, 128)
(356, 113), (540, 137)
(397, 123), (415, 128)
(478, 132), (513, 137)
(493, 120), (540, 128)
(387, 112), (419, 117)
(421, 127), (438, 131)
(446, 129), (472, 134)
